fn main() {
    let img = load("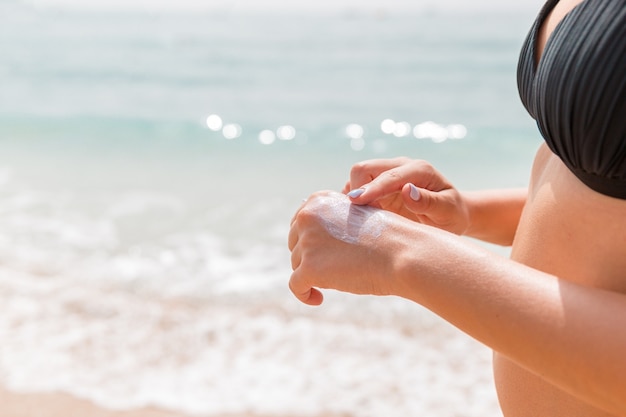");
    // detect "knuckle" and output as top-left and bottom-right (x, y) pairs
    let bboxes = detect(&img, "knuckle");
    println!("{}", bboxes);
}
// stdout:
(411, 160), (444, 189)
(350, 160), (372, 177)
(295, 205), (315, 224)
(411, 159), (434, 172)
(394, 156), (412, 165)
(295, 196), (327, 225)
(381, 168), (403, 183)
(290, 251), (300, 270)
